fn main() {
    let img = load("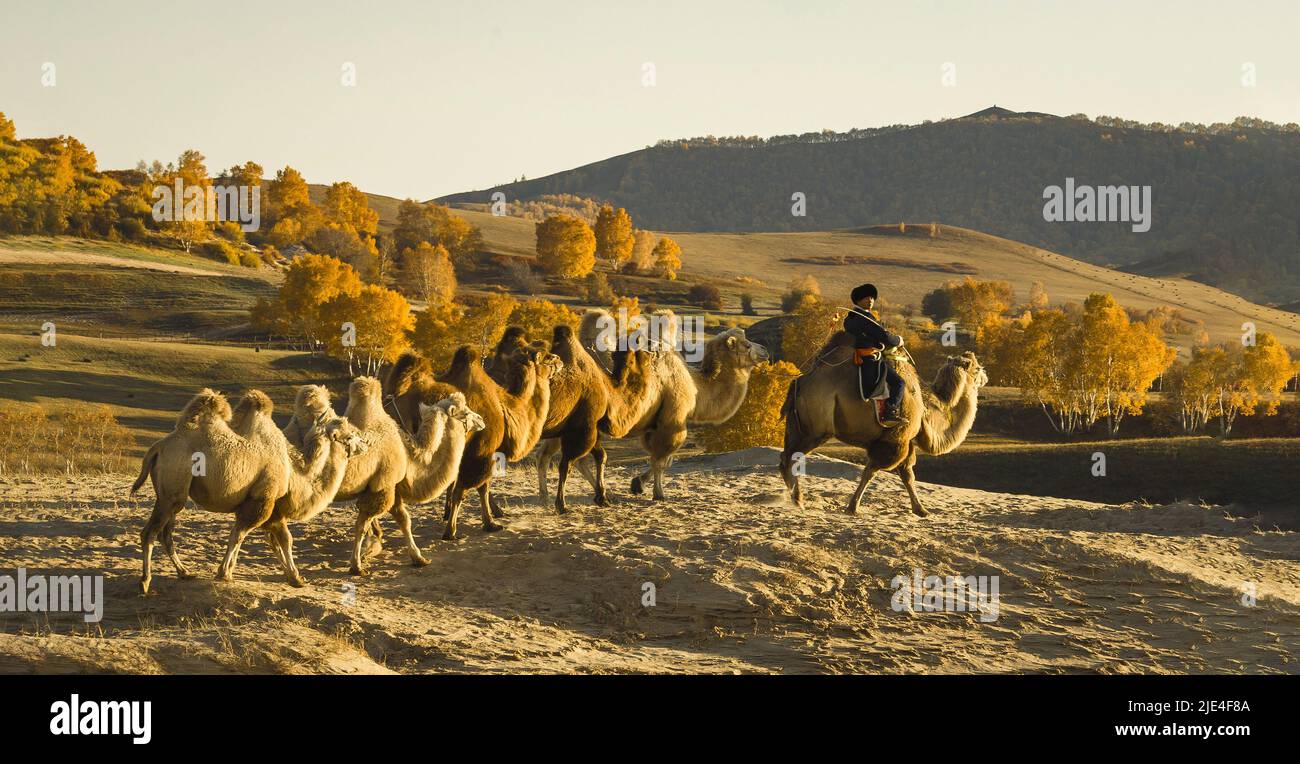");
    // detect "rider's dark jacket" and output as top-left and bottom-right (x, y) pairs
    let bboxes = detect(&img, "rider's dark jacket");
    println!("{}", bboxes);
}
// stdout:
(844, 306), (903, 351)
